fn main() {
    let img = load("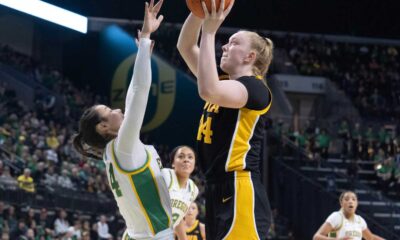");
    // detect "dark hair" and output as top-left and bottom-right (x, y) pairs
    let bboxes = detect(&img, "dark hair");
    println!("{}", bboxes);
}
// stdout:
(339, 191), (357, 203)
(72, 105), (113, 160)
(169, 145), (197, 166)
